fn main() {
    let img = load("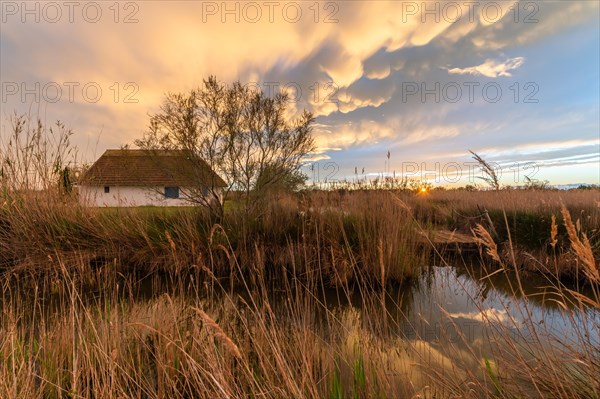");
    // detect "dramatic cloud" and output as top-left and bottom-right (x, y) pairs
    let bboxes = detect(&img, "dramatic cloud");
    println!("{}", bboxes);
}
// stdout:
(447, 57), (525, 78)
(1, 0), (598, 184)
